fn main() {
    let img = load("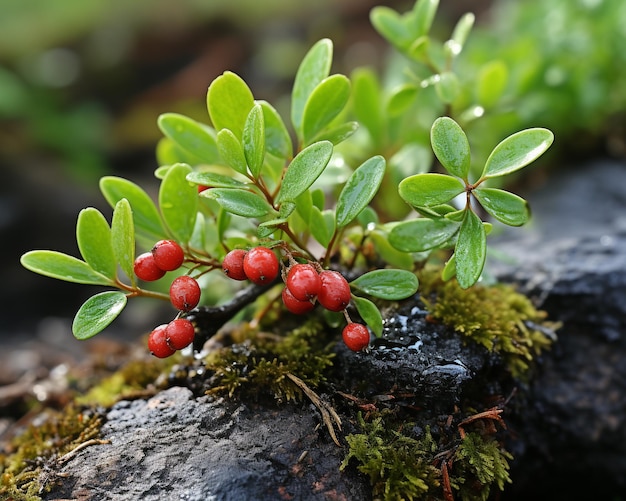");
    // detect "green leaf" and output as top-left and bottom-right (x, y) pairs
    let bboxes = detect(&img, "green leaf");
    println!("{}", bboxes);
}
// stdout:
(258, 100), (292, 160)
(398, 173), (465, 207)
(369, 231), (414, 270)
(76, 208), (116, 280)
(20, 250), (114, 286)
(388, 218), (460, 252)
(447, 12), (474, 55)
(159, 163), (198, 243)
(204, 188), (271, 218)
(276, 140), (333, 203)
(350, 269), (418, 300)
(291, 39), (333, 138)
(455, 210), (486, 289)
(100, 176), (167, 245)
(370, 6), (412, 50)
(217, 129), (248, 177)
(336, 156), (386, 228)
(242, 103), (265, 179)
(353, 296), (383, 337)
(476, 60), (508, 109)
(72, 291), (127, 340)
(482, 128), (554, 179)
(207, 71), (255, 139)
(351, 68), (384, 147)
(310, 207), (335, 248)
(430, 117), (471, 180)
(441, 253), (456, 281)
(434, 72), (460, 104)
(411, 0), (439, 37)
(302, 74), (351, 145)
(157, 113), (219, 165)
(310, 121), (358, 146)
(111, 199), (135, 283)
(387, 84), (418, 116)
(187, 171), (248, 189)
(473, 187), (530, 226)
